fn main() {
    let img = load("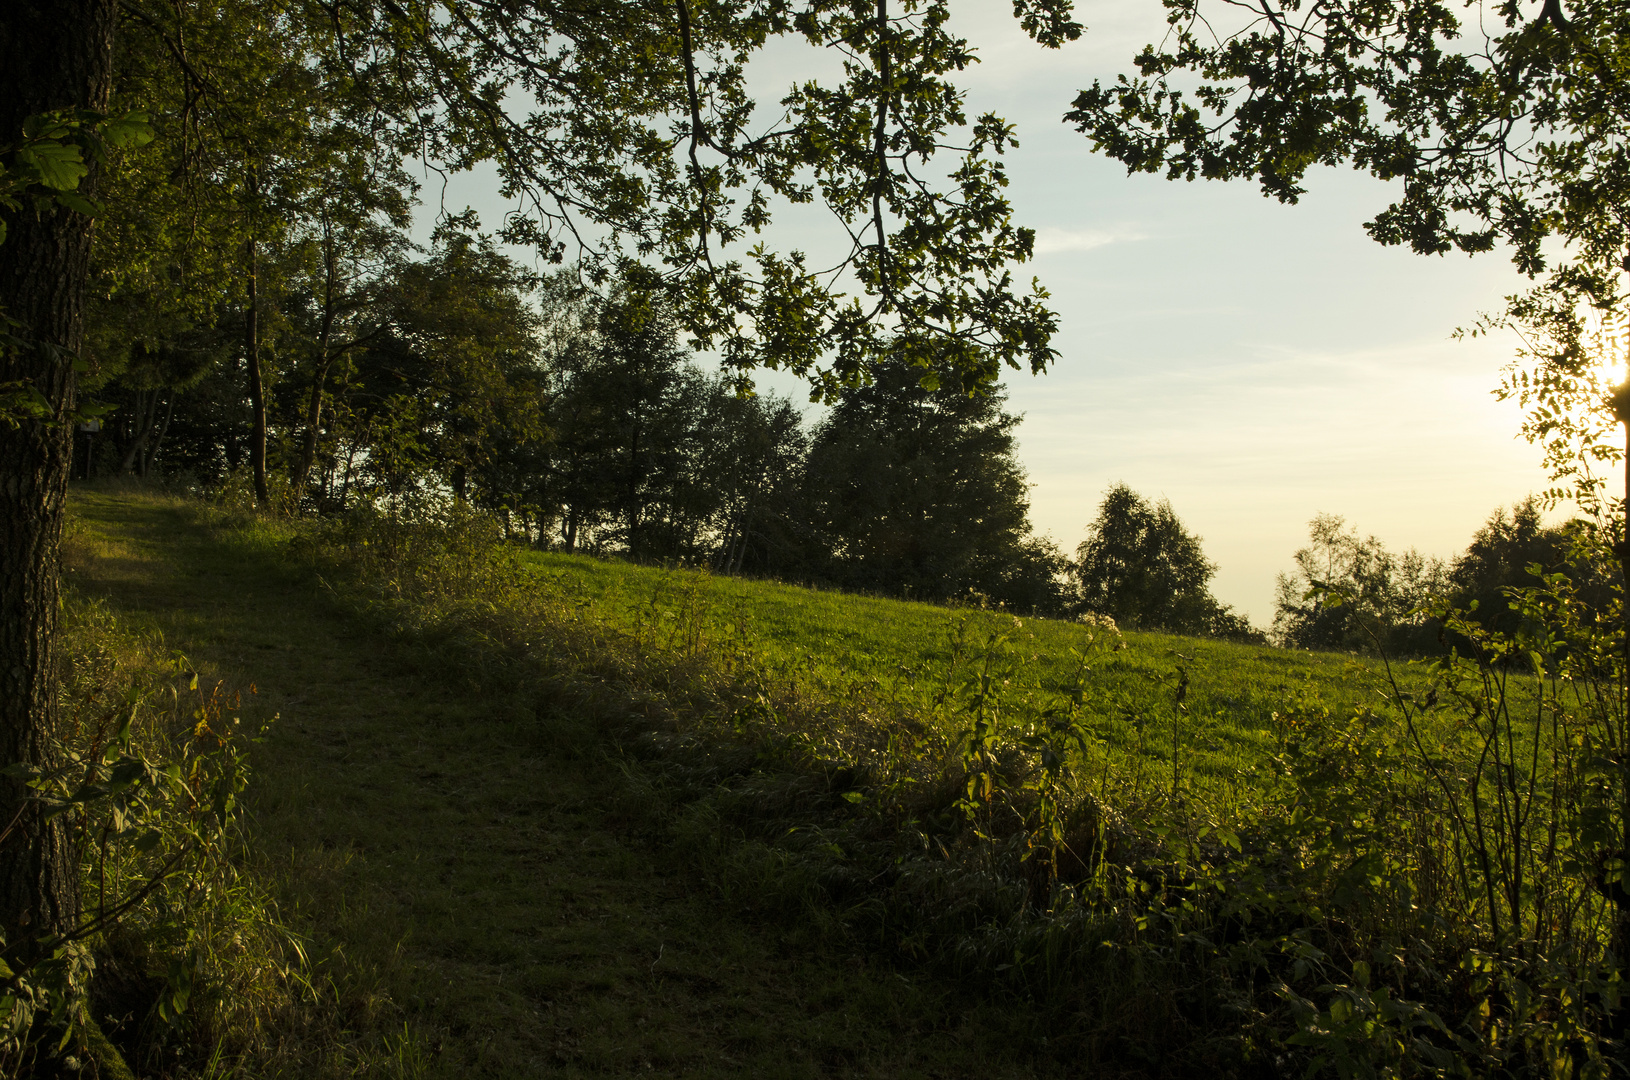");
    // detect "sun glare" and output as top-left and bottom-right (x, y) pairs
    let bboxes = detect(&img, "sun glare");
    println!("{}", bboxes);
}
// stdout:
(1587, 307), (1630, 388)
